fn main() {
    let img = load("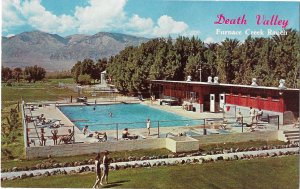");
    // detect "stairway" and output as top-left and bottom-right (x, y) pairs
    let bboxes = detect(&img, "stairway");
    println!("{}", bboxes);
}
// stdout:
(283, 130), (299, 143)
